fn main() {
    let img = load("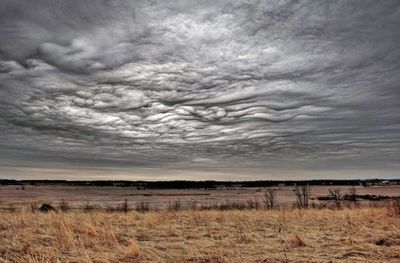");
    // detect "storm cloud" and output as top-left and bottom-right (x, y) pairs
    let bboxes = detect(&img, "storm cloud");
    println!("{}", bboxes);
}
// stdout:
(1, 0), (400, 179)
